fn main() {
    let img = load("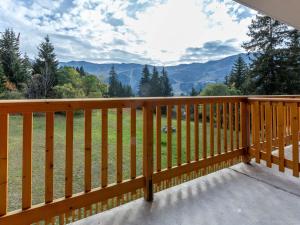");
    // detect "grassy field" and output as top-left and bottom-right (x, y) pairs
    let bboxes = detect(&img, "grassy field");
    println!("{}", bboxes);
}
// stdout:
(7, 109), (229, 211)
